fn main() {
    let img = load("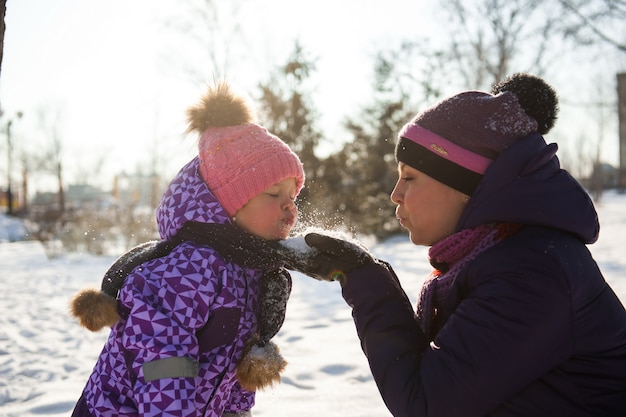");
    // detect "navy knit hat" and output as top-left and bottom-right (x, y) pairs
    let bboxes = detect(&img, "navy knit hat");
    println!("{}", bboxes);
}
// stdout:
(395, 73), (559, 195)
